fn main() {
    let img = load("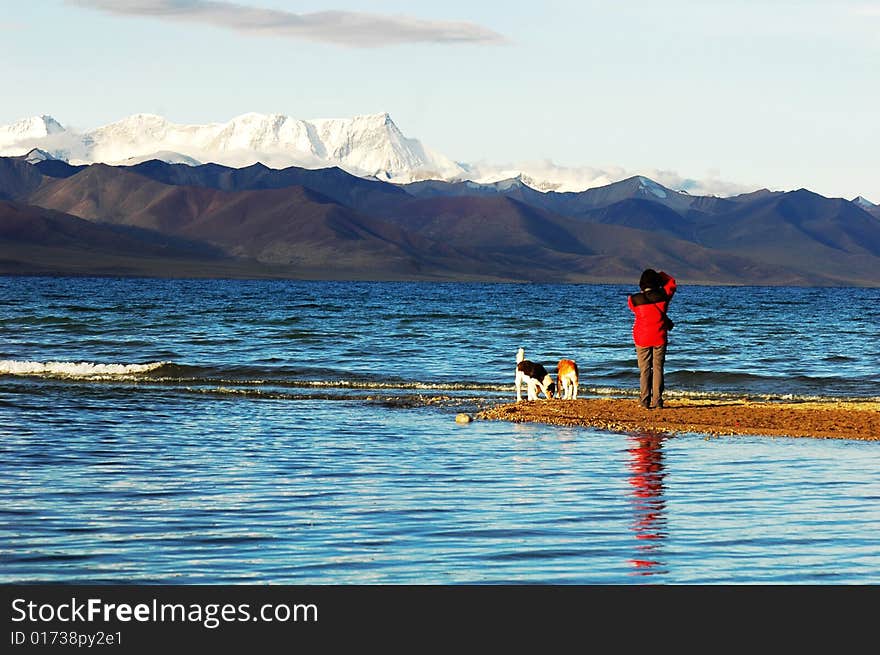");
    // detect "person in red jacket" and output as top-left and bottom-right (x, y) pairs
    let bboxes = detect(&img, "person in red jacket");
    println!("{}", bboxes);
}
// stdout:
(627, 269), (677, 409)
